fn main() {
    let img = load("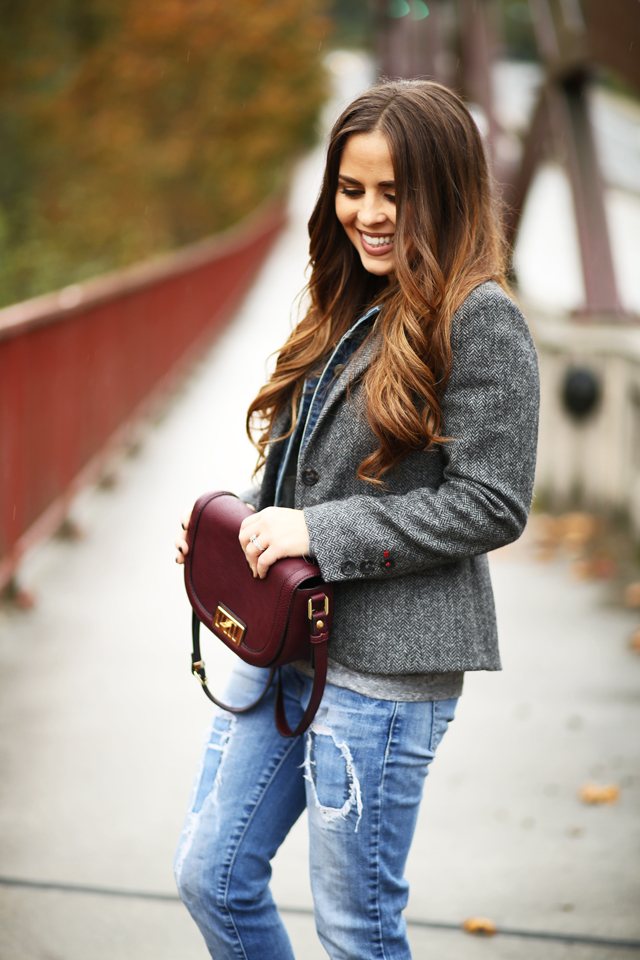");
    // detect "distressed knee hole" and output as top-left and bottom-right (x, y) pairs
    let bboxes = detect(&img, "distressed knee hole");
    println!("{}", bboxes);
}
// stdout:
(174, 712), (235, 887)
(304, 720), (363, 830)
(192, 712), (235, 814)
